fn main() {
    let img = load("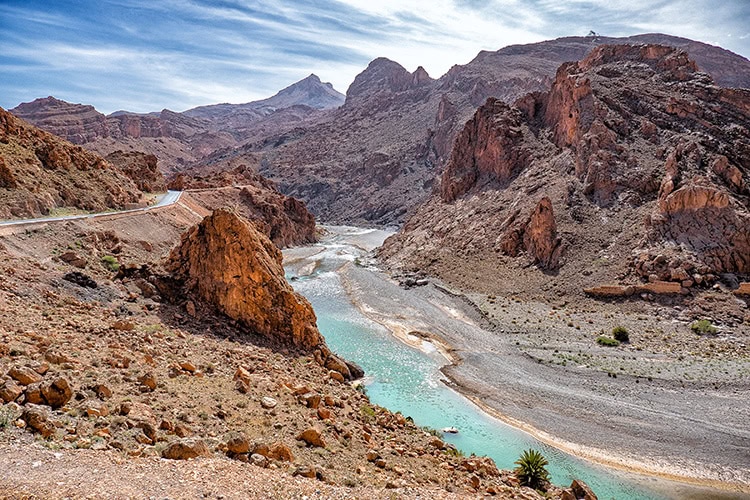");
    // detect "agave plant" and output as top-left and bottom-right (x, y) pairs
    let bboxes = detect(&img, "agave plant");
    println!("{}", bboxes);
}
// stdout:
(514, 449), (551, 489)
